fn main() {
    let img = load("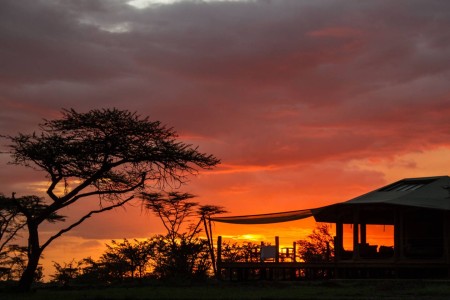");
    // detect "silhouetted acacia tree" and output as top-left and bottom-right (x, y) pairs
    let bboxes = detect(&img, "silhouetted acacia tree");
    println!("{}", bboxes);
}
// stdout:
(142, 192), (225, 279)
(2, 108), (219, 290)
(144, 192), (199, 245)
